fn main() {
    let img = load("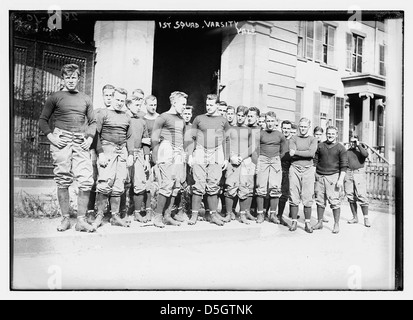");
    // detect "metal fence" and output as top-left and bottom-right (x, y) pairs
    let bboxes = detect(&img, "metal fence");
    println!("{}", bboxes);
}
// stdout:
(13, 37), (95, 178)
